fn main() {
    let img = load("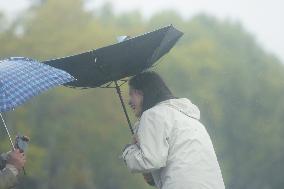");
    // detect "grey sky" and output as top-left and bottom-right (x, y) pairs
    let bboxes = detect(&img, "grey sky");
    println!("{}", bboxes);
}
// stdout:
(0, 0), (283, 63)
